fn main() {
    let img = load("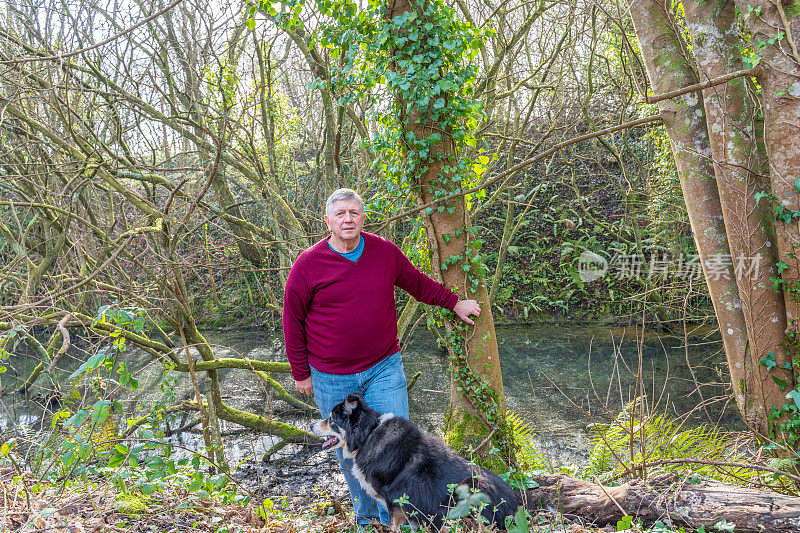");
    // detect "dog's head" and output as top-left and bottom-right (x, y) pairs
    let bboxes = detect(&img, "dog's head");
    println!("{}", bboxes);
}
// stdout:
(310, 392), (378, 455)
